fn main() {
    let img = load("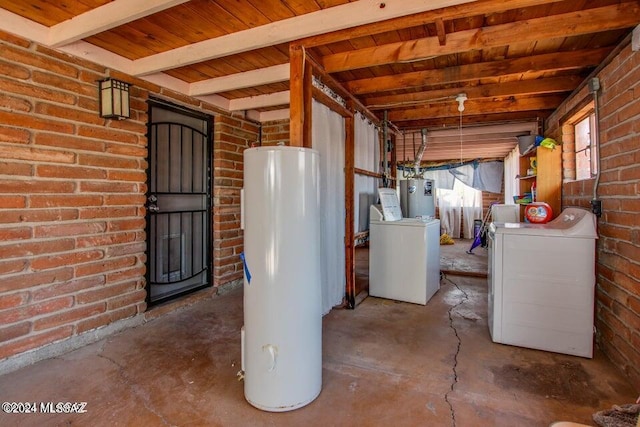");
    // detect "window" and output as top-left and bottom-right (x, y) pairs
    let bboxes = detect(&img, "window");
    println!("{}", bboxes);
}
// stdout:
(565, 101), (598, 181)
(574, 111), (597, 180)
